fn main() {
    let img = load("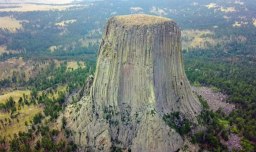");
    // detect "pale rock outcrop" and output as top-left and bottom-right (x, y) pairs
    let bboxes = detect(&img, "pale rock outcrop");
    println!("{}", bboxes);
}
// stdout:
(68, 14), (202, 152)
